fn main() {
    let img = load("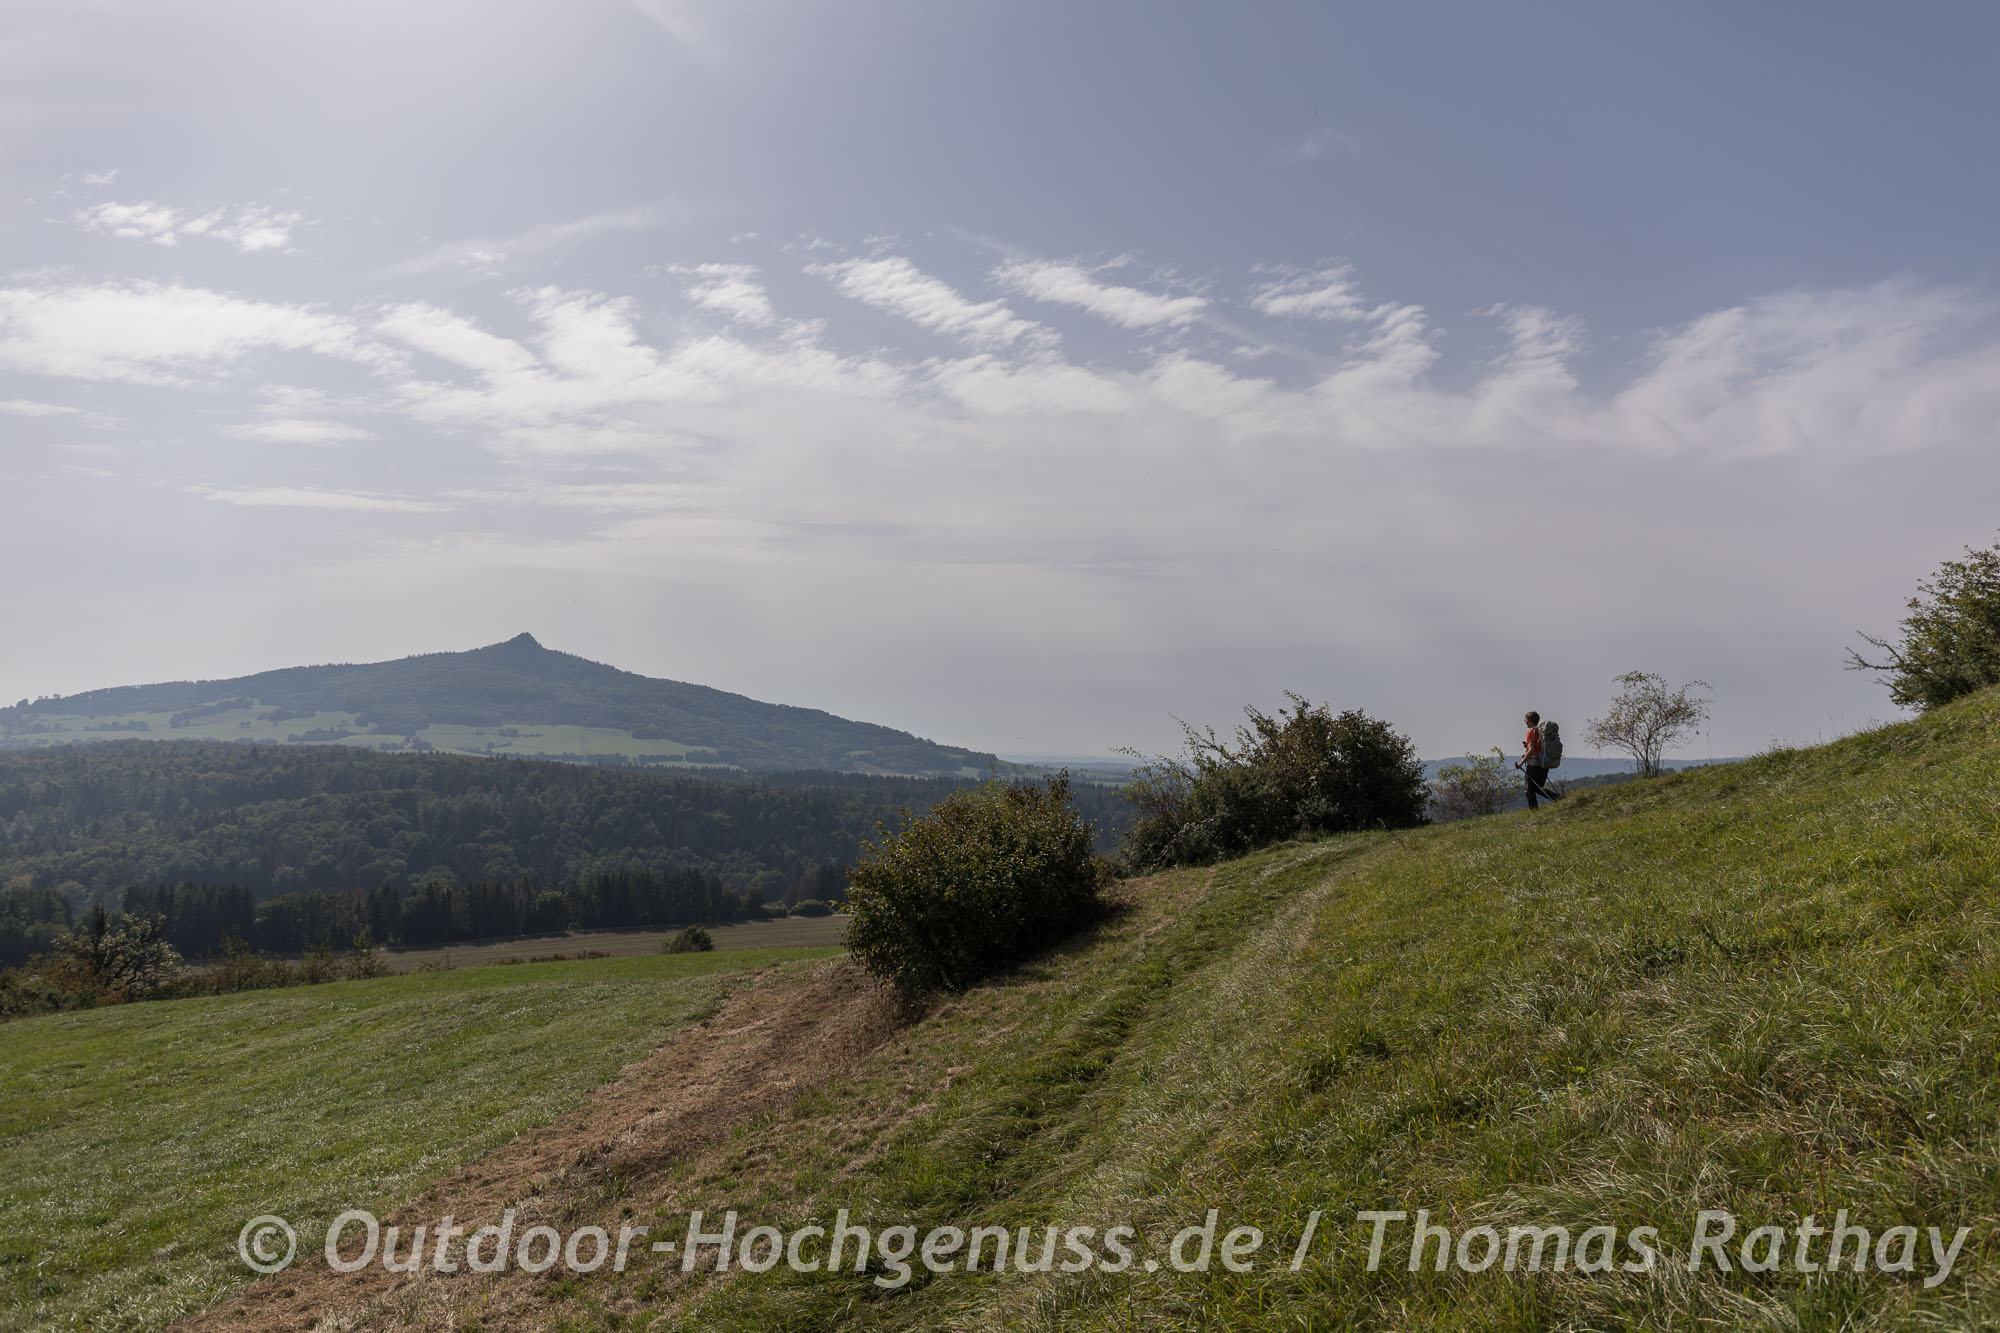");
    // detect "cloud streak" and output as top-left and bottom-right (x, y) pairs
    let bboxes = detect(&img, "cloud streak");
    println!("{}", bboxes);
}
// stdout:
(810, 256), (1050, 348)
(995, 259), (1205, 329)
(192, 485), (454, 513)
(381, 203), (680, 279)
